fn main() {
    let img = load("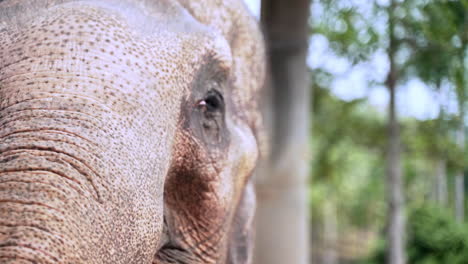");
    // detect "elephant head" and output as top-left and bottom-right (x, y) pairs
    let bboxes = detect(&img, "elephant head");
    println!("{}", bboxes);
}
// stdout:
(0, 0), (266, 263)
